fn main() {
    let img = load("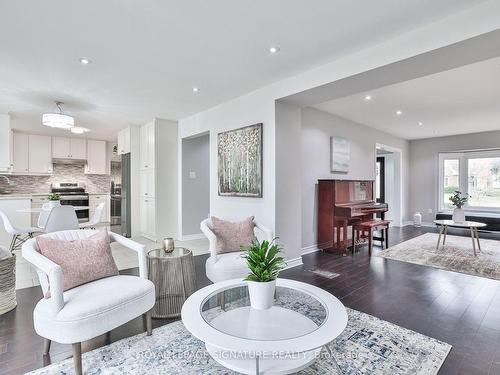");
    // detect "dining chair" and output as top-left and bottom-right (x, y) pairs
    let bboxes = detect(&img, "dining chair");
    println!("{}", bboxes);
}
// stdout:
(43, 206), (80, 233)
(0, 209), (42, 253)
(37, 203), (53, 230)
(79, 202), (105, 229)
